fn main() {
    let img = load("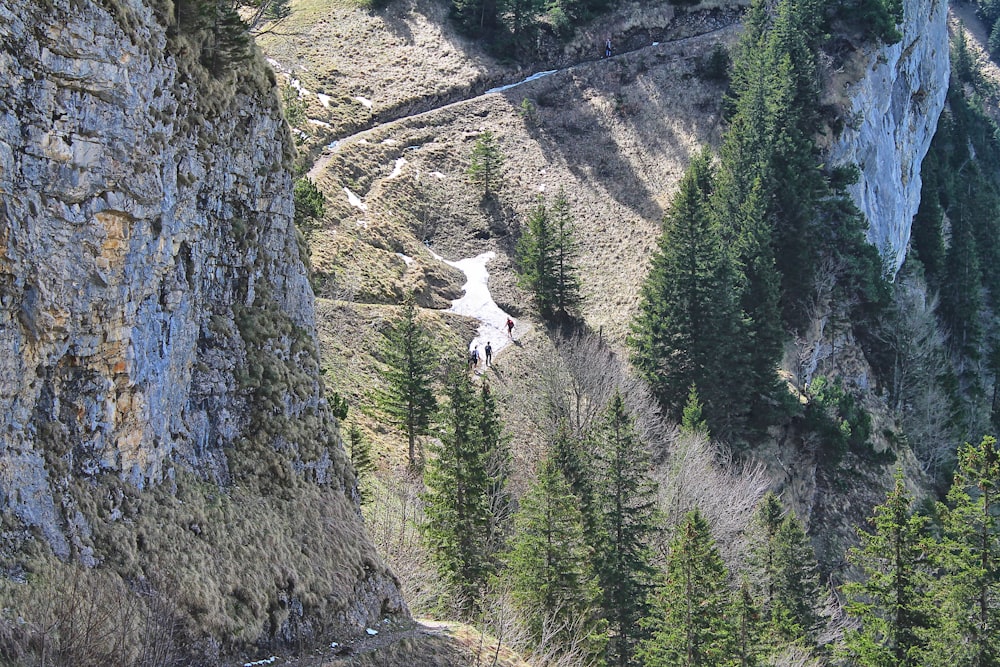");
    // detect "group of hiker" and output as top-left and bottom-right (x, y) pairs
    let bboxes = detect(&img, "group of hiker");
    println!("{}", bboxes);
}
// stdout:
(468, 317), (515, 371)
